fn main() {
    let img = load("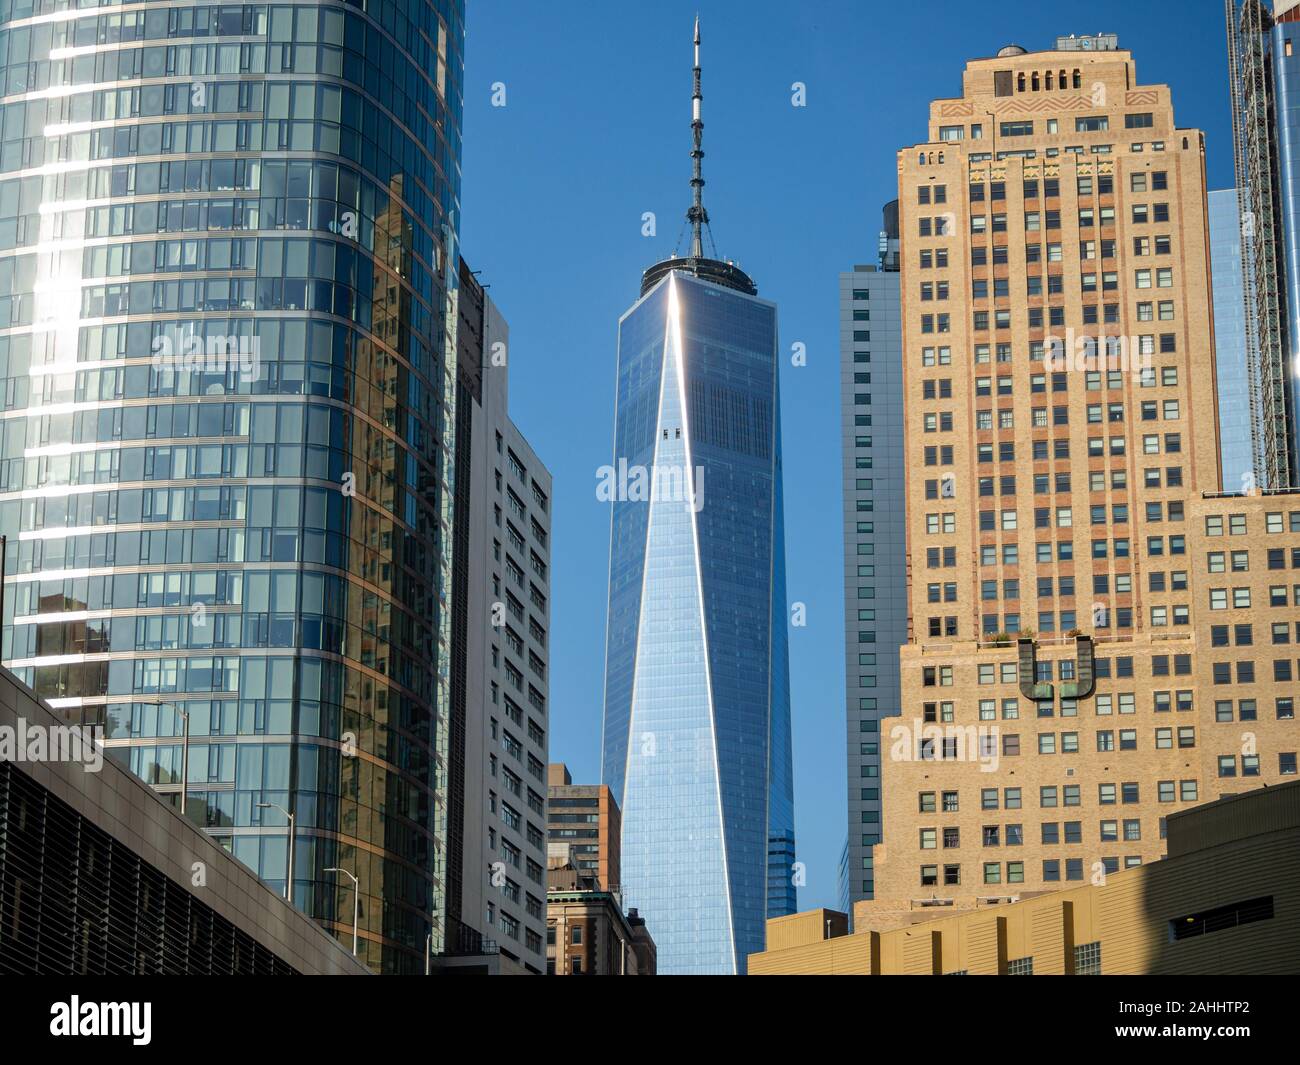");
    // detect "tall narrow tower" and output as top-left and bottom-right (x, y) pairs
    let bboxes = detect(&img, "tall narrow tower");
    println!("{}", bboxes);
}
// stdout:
(600, 20), (796, 974)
